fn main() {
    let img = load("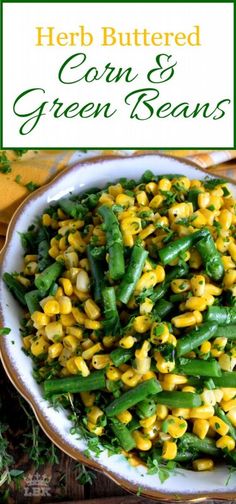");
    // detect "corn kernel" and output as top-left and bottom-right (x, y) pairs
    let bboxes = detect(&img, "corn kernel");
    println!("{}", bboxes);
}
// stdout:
(132, 430), (152, 451)
(156, 404), (168, 420)
(150, 322), (169, 345)
(59, 278), (73, 296)
(224, 269), (236, 288)
(116, 193), (135, 207)
(189, 249), (202, 269)
(80, 392), (95, 407)
(64, 251), (79, 268)
(209, 416), (229, 436)
(201, 390), (216, 407)
(139, 224), (155, 240)
(24, 261), (38, 276)
(158, 178), (172, 192)
(58, 296), (72, 315)
(48, 342), (63, 359)
(133, 315), (152, 333)
(190, 405), (215, 419)
(72, 307), (86, 325)
(204, 284), (222, 296)
(84, 319), (102, 330)
(221, 399), (236, 412)
(31, 337), (49, 357)
(106, 366), (121, 381)
(139, 298), (154, 315)
(222, 255), (235, 271)
(84, 299), (101, 320)
(166, 415), (187, 438)
(216, 435), (235, 451)
(219, 353), (235, 372)
(221, 388), (236, 402)
(60, 313), (76, 327)
(31, 309), (50, 329)
(87, 406), (104, 425)
(66, 357), (79, 375)
(171, 312), (196, 328)
(193, 419), (209, 440)
(121, 368), (141, 387)
(76, 270), (90, 292)
(117, 410), (133, 424)
(23, 335), (33, 350)
(139, 414), (156, 429)
(42, 213), (51, 226)
(82, 342), (102, 360)
(171, 279), (190, 294)
(87, 422), (104, 436)
(191, 275), (205, 297)
(63, 334), (78, 352)
(136, 191), (149, 206)
(200, 341), (211, 355)
(193, 458), (214, 471)
(45, 321), (63, 341)
(172, 408), (190, 419)
(92, 354), (110, 369)
(228, 242), (236, 262)
(168, 202), (192, 223)
(74, 356), (90, 377)
(185, 296), (207, 312)
(149, 194), (164, 210)
(155, 352), (175, 374)
(211, 337), (227, 357)
(162, 440), (177, 460)
(226, 407), (236, 427)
